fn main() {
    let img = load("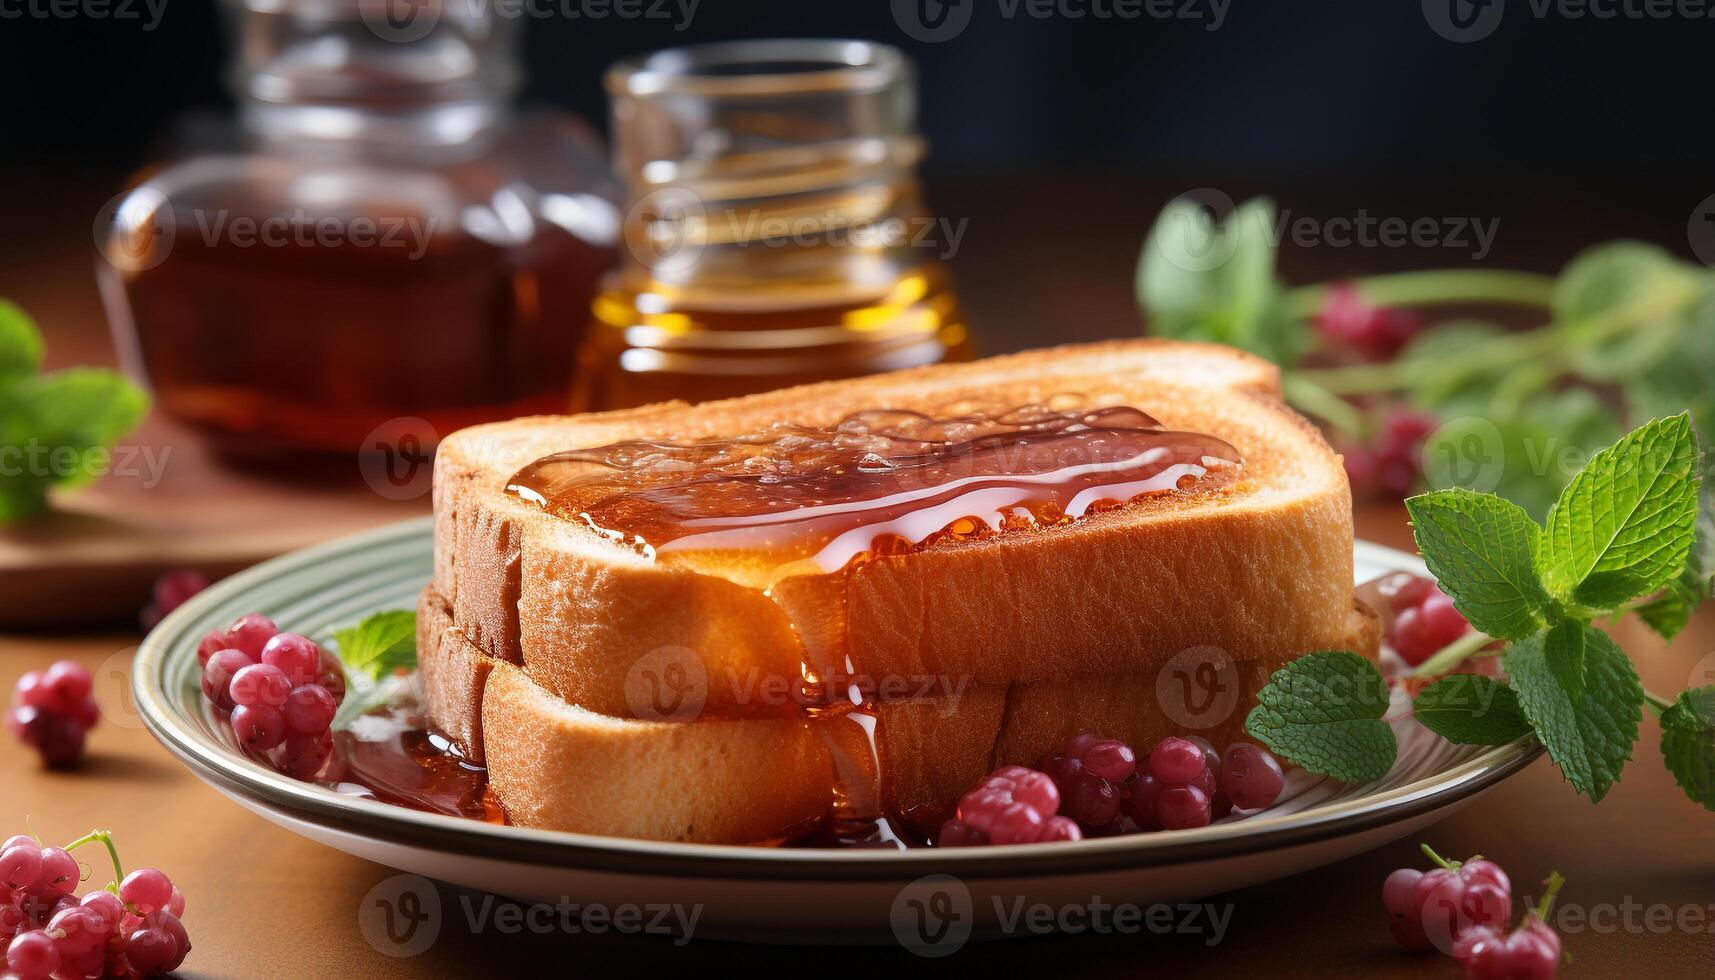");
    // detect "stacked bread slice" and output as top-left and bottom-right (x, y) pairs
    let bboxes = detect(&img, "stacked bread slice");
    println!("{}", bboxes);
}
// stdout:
(420, 339), (1380, 843)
